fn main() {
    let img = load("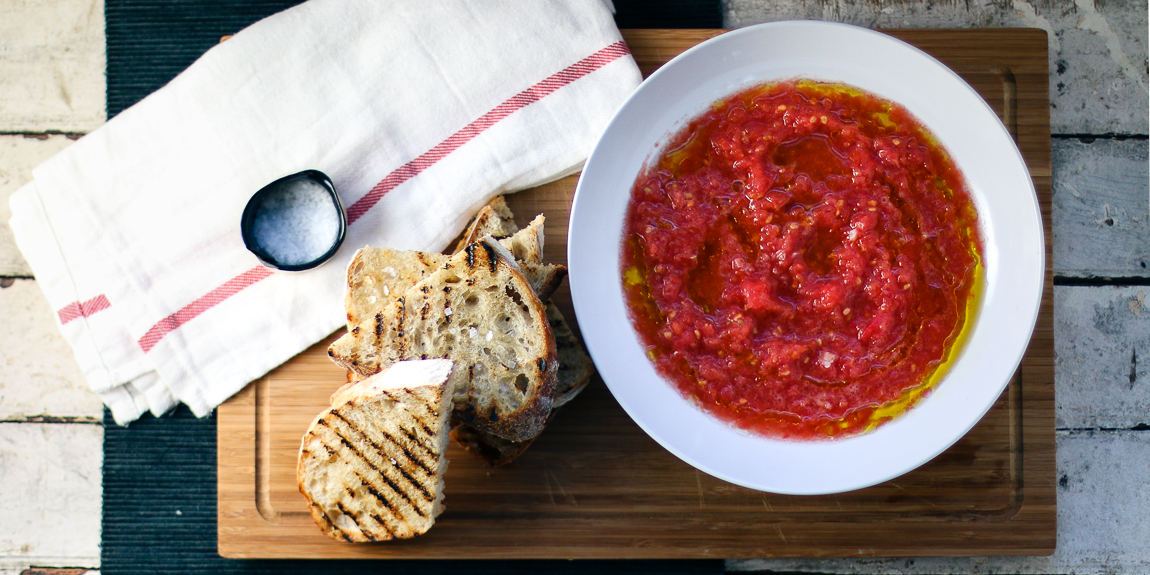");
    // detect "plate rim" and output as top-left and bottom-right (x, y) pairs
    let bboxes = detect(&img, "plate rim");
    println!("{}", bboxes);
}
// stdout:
(568, 20), (1045, 495)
